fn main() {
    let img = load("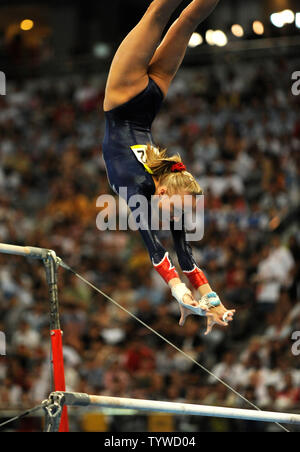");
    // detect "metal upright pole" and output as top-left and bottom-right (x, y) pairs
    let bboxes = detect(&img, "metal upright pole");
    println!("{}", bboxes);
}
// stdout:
(0, 244), (69, 432)
(43, 251), (69, 433)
